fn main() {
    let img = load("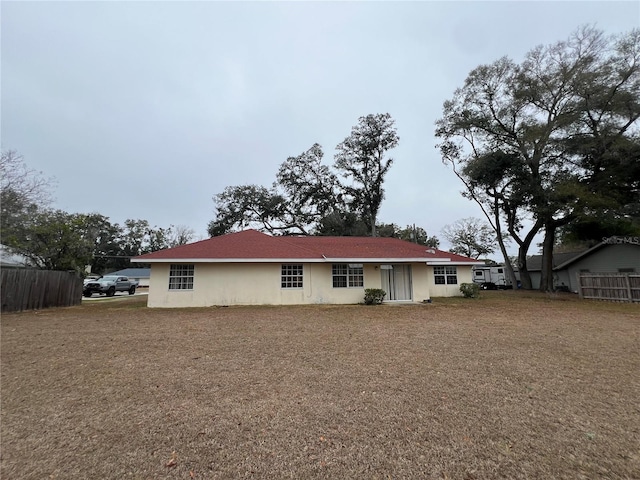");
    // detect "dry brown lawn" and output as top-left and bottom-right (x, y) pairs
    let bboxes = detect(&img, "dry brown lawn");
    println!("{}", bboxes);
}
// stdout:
(1, 292), (639, 479)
